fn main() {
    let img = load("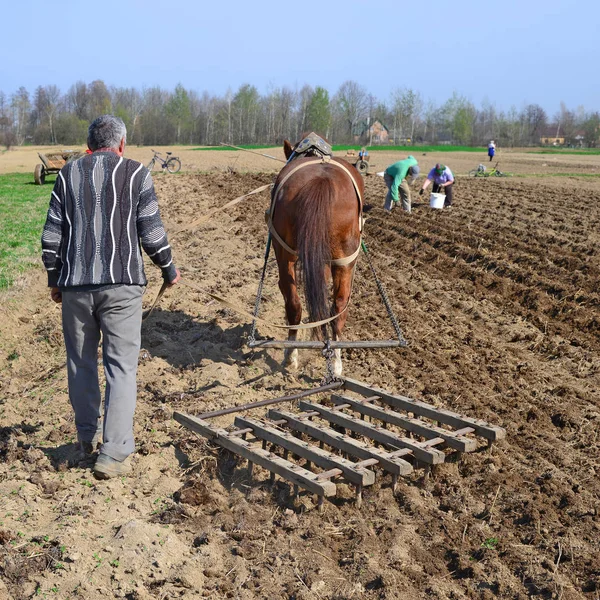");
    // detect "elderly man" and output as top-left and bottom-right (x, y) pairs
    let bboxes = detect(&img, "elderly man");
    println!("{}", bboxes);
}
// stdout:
(41, 115), (180, 479)
(383, 156), (420, 213)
